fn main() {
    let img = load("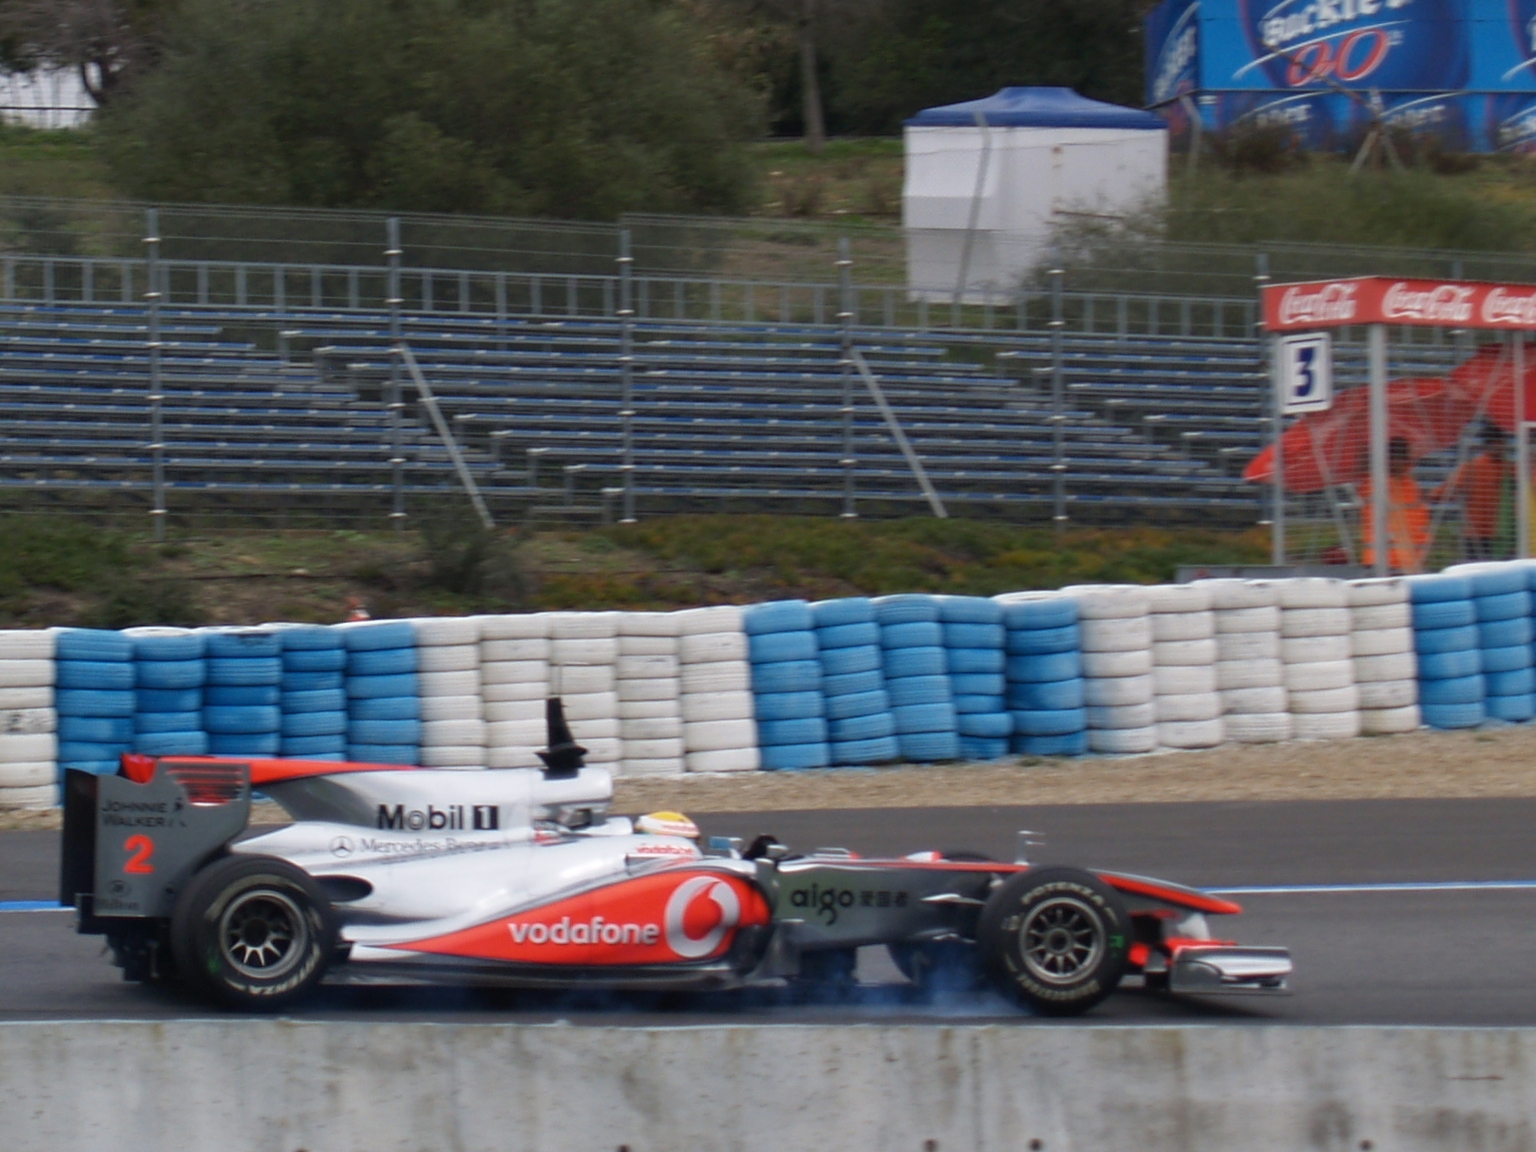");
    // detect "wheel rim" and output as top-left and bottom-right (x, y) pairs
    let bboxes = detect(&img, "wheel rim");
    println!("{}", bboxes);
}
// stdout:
(218, 886), (308, 981)
(1018, 895), (1105, 985)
